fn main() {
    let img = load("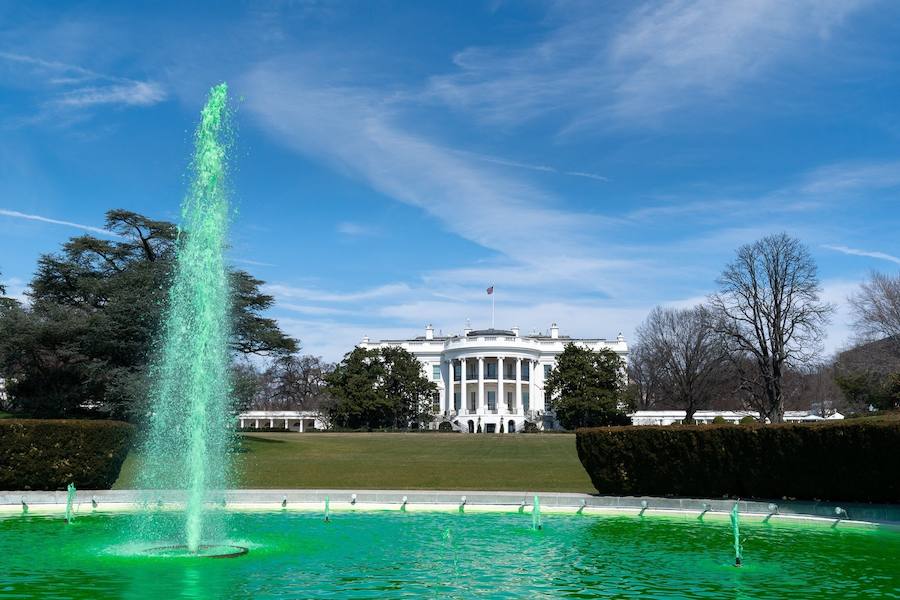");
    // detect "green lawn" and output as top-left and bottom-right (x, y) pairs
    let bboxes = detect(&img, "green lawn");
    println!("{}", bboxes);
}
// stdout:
(115, 432), (596, 493)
